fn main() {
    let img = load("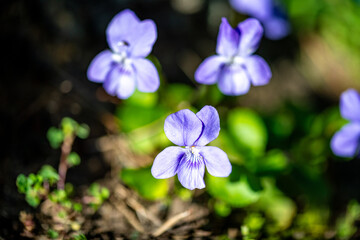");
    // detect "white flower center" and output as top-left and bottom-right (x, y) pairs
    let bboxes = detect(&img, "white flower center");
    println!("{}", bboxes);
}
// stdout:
(227, 55), (245, 66)
(112, 41), (132, 66)
(185, 146), (203, 163)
